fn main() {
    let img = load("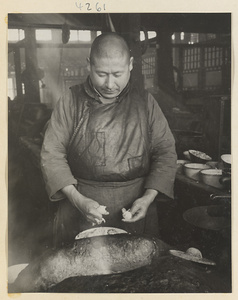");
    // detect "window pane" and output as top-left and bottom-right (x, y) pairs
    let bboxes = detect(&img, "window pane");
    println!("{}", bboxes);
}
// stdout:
(8, 29), (25, 42)
(35, 29), (52, 41)
(8, 78), (15, 100)
(78, 30), (91, 42)
(69, 30), (91, 42)
(148, 31), (156, 39)
(69, 30), (78, 42)
(140, 31), (156, 41)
